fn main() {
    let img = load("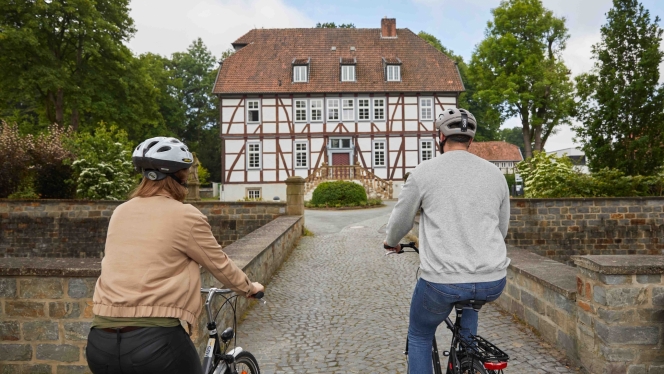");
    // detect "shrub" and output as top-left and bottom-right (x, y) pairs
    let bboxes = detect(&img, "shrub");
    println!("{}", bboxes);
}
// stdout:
(70, 124), (137, 200)
(310, 181), (368, 206)
(31, 125), (76, 199)
(0, 121), (32, 198)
